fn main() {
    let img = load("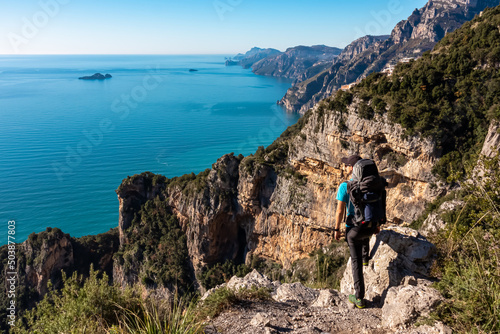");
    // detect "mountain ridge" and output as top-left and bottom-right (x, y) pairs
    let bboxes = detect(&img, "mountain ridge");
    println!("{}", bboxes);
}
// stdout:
(279, 0), (500, 113)
(3, 3), (500, 333)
